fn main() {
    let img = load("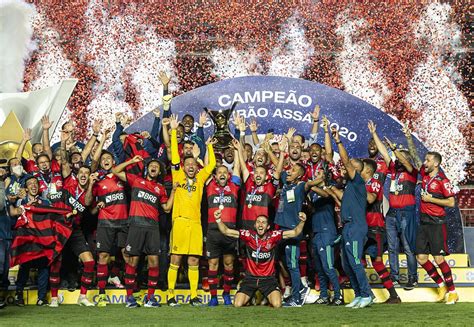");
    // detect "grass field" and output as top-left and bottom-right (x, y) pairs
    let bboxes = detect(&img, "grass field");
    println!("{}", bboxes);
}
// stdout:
(2, 303), (474, 326)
